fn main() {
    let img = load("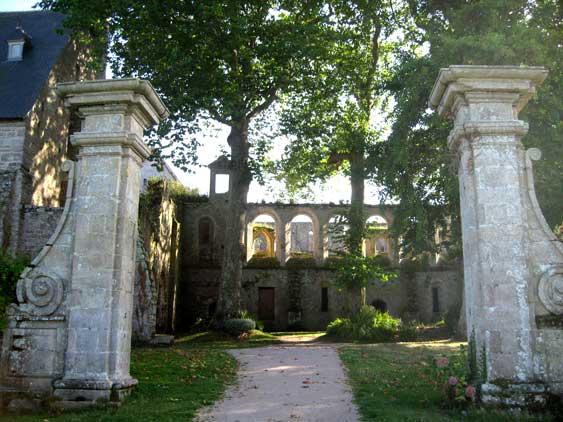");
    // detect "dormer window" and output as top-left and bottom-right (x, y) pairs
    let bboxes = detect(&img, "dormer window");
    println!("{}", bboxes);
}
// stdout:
(6, 25), (32, 62)
(7, 40), (24, 61)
